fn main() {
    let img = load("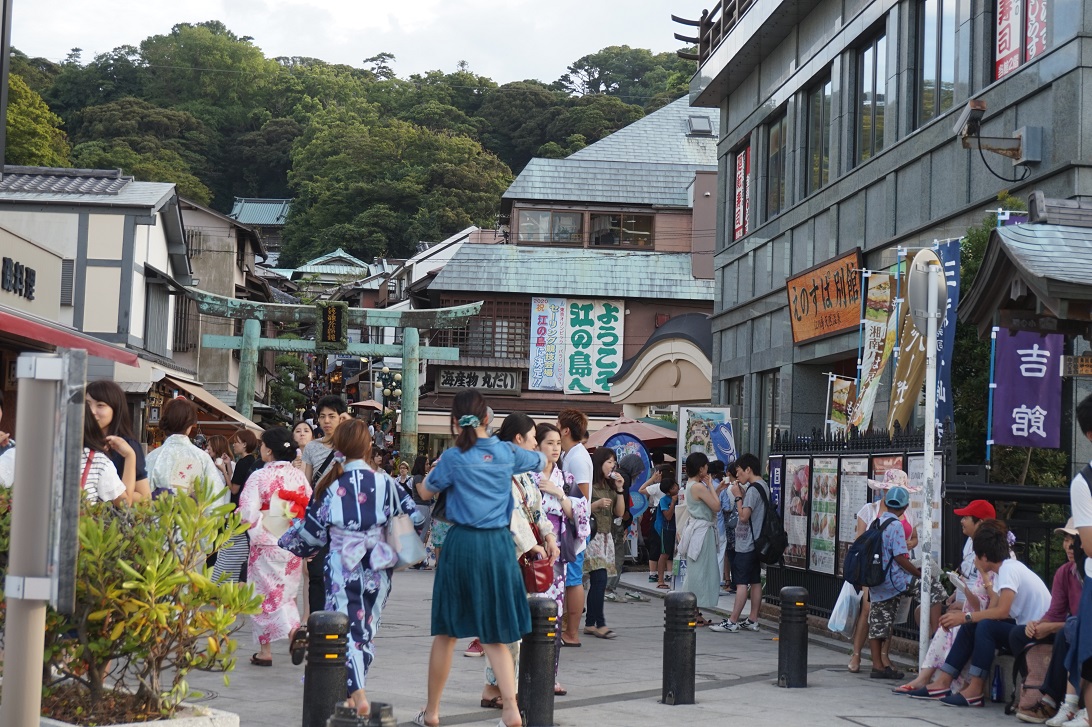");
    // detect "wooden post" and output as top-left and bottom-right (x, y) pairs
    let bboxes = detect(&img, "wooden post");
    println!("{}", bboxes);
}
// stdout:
(236, 318), (261, 421)
(400, 327), (420, 466)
